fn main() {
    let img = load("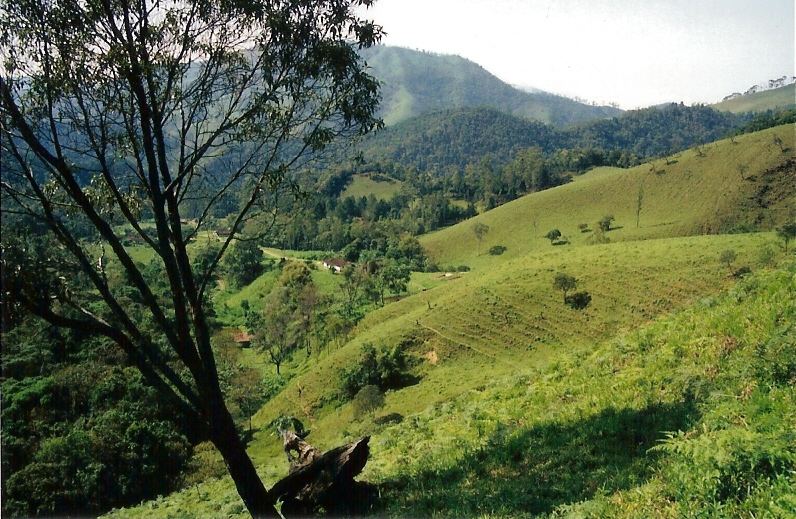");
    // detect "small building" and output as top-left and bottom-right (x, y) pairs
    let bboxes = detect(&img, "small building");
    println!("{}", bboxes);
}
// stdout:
(232, 330), (254, 348)
(322, 258), (351, 274)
